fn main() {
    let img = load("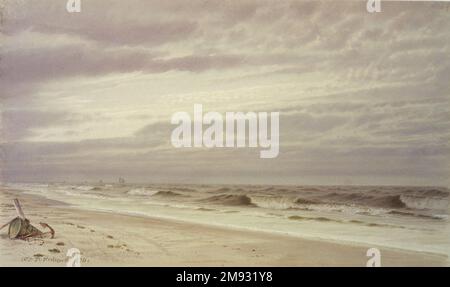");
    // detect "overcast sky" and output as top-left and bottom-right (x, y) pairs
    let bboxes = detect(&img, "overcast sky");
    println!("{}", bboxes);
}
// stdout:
(1, 0), (449, 186)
